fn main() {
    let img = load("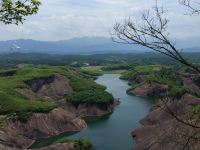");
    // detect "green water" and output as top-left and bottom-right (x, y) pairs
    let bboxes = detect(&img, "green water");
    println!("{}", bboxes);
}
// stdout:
(31, 74), (152, 149)
(68, 74), (152, 150)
